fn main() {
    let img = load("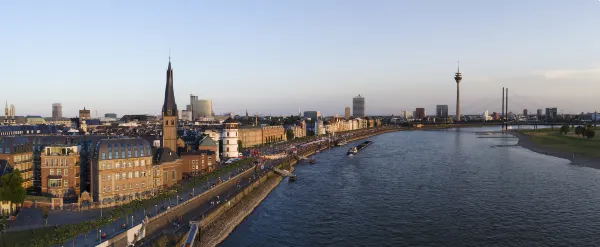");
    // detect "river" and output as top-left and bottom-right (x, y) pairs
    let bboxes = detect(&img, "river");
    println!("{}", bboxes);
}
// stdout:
(220, 127), (600, 247)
